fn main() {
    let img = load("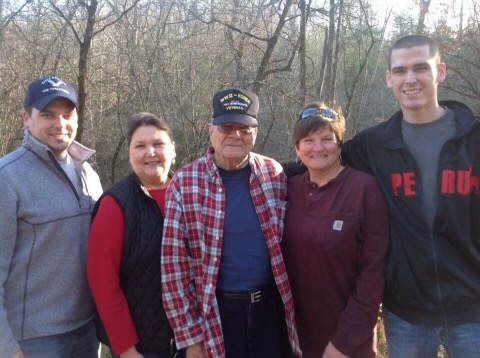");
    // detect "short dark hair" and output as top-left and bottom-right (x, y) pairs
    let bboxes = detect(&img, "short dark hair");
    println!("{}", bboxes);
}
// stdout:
(293, 101), (346, 147)
(388, 35), (441, 69)
(127, 112), (173, 145)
